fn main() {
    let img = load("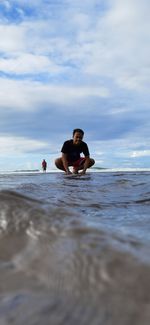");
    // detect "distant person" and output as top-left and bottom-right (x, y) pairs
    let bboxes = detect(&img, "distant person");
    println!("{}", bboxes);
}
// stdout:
(55, 128), (95, 175)
(42, 159), (47, 172)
